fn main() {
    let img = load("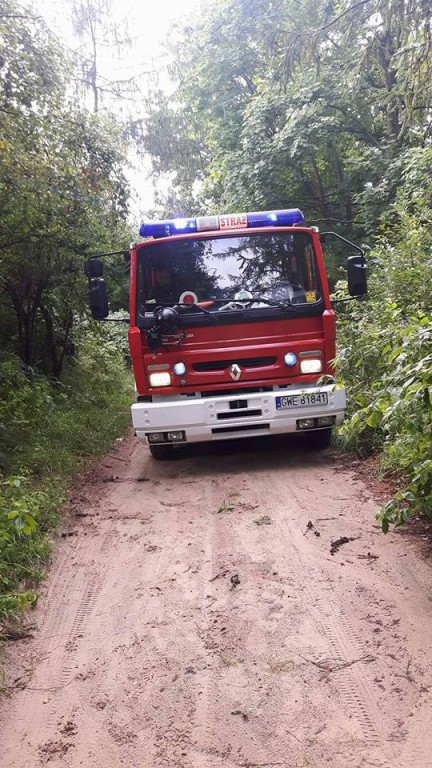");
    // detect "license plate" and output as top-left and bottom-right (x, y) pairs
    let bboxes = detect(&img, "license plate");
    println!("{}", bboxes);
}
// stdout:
(276, 393), (328, 409)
